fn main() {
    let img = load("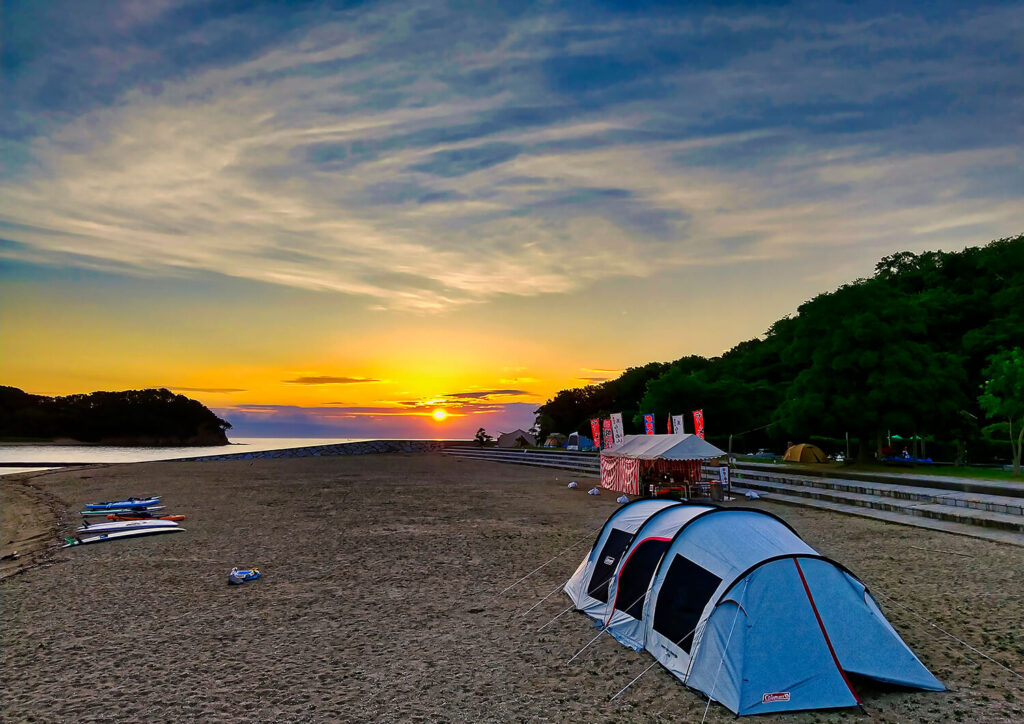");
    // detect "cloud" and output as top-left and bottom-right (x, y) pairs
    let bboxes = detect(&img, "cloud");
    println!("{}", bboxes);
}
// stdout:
(169, 386), (246, 393)
(444, 389), (528, 399)
(284, 376), (381, 385)
(216, 400), (537, 438)
(410, 142), (522, 177)
(1, 1), (1022, 312)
